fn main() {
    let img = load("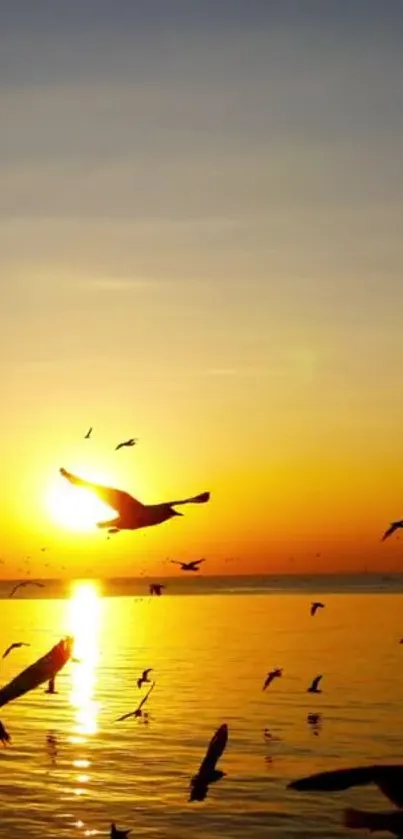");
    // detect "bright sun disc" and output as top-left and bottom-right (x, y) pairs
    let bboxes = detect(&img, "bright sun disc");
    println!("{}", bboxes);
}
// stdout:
(47, 469), (115, 531)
